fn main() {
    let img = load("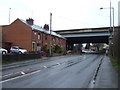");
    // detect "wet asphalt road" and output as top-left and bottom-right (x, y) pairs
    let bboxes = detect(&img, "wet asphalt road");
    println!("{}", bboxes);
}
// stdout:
(2, 54), (103, 88)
